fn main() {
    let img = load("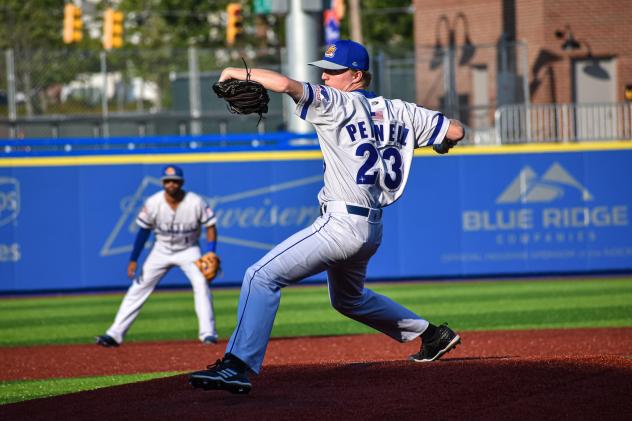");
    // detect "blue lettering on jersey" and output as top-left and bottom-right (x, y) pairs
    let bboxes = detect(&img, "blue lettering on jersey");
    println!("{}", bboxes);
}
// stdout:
(374, 123), (384, 142)
(345, 121), (408, 146)
(358, 121), (368, 138)
(389, 123), (396, 142)
(400, 127), (409, 146)
(346, 124), (358, 141)
(376, 122), (408, 147)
